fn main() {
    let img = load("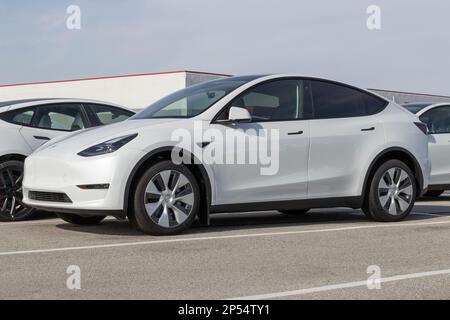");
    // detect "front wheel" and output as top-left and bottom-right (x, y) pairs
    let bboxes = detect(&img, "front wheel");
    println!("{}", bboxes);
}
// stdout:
(363, 160), (416, 222)
(0, 160), (37, 222)
(132, 161), (200, 236)
(57, 214), (106, 225)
